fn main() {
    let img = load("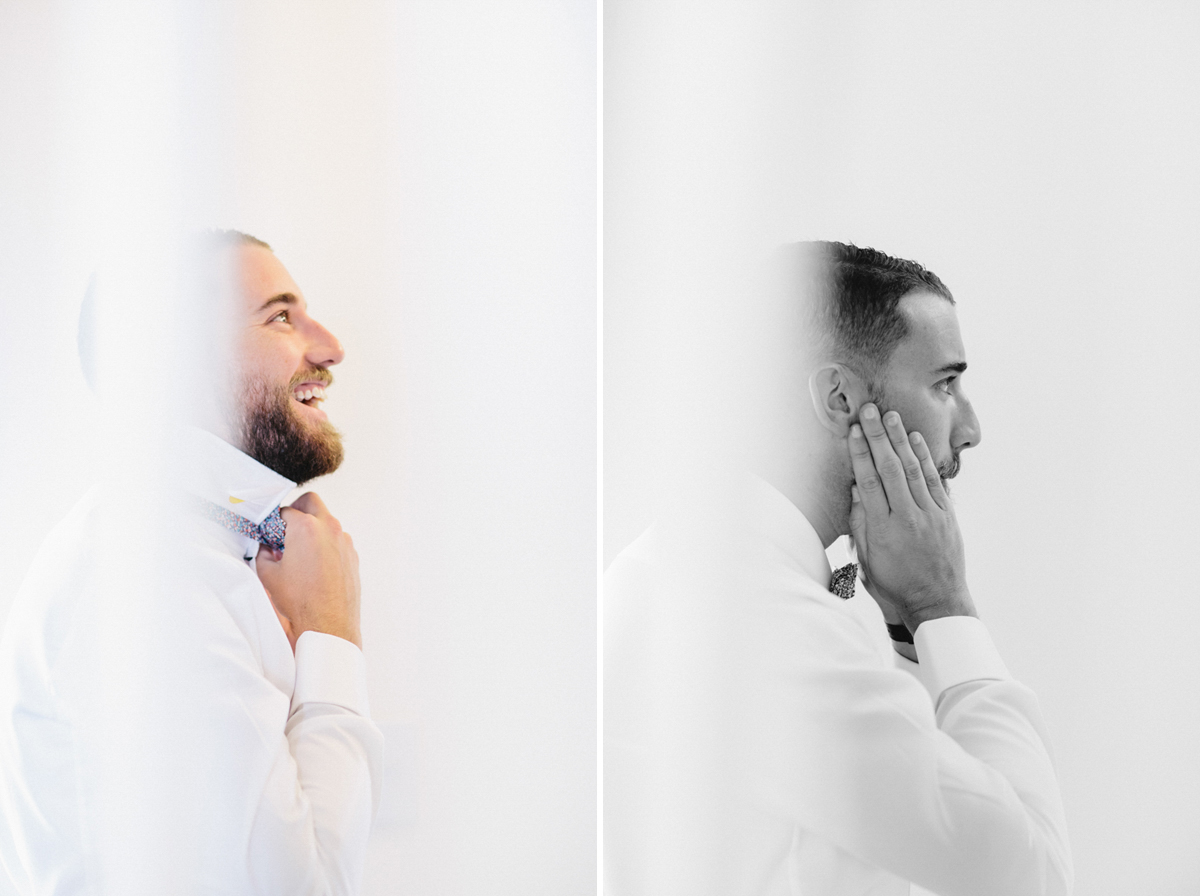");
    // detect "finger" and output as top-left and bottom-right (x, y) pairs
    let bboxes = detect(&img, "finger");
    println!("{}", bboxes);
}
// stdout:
(909, 430), (950, 510)
(256, 542), (282, 567)
(278, 503), (323, 532)
(289, 491), (331, 519)
(848, 483), (867, 549)
(882, 411), (938, 513)
(848, 423), (890, 520)
(859, 404), (916, 513)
